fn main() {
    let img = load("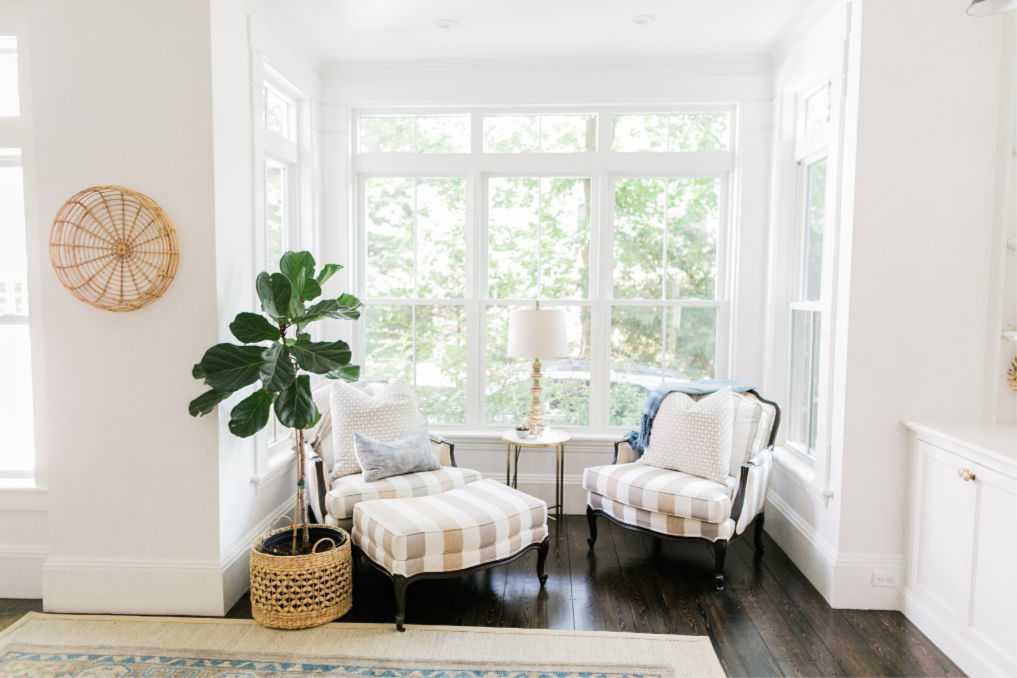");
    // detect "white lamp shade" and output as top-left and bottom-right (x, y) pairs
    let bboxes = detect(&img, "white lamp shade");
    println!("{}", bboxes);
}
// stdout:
(967, 0), (1017, 15)
(507, 309), (569, 359)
